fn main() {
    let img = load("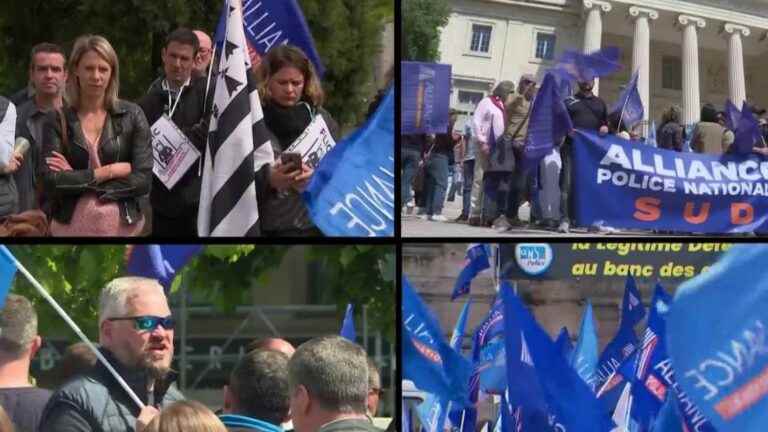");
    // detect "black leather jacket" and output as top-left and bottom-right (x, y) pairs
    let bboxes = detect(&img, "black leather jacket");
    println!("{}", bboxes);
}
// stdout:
(41, 100), (152, 226)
